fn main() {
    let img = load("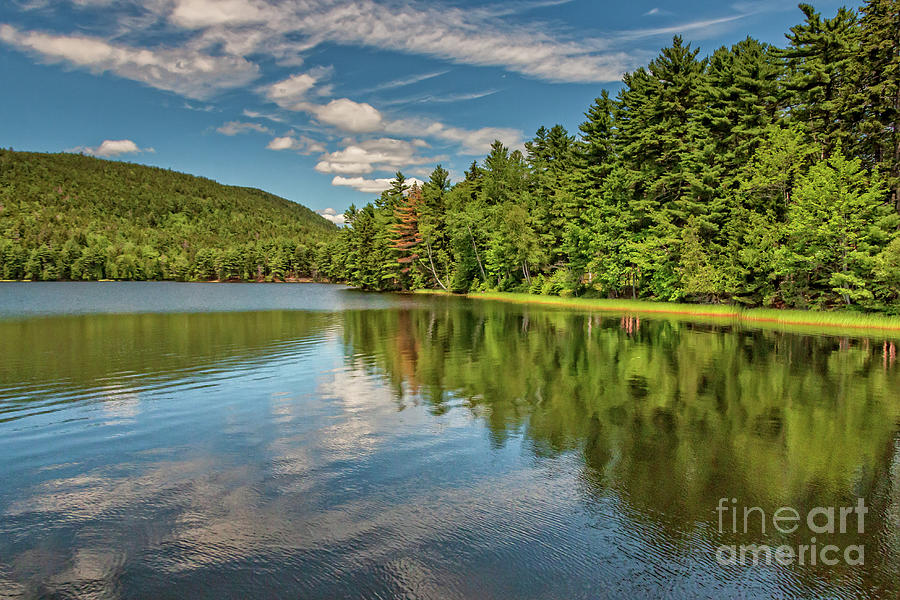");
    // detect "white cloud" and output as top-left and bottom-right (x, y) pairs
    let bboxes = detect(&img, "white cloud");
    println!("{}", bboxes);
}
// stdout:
(317, 207), (346, 225)
(216, 120), (271, 135)
(185, 25), (271, 57)
(69, 139), (149, 157)
(266, 134), (325, 154)
(280, 90), (520, 154)
(314, 137), (431, 175)
(266, 136), (295, 150)
(301, 98), (384, 133)
(265, 72), (318, 109)
(331, 175), (424, 194)
(169, 0), (272, 28)
(0, 24), (259, 99)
